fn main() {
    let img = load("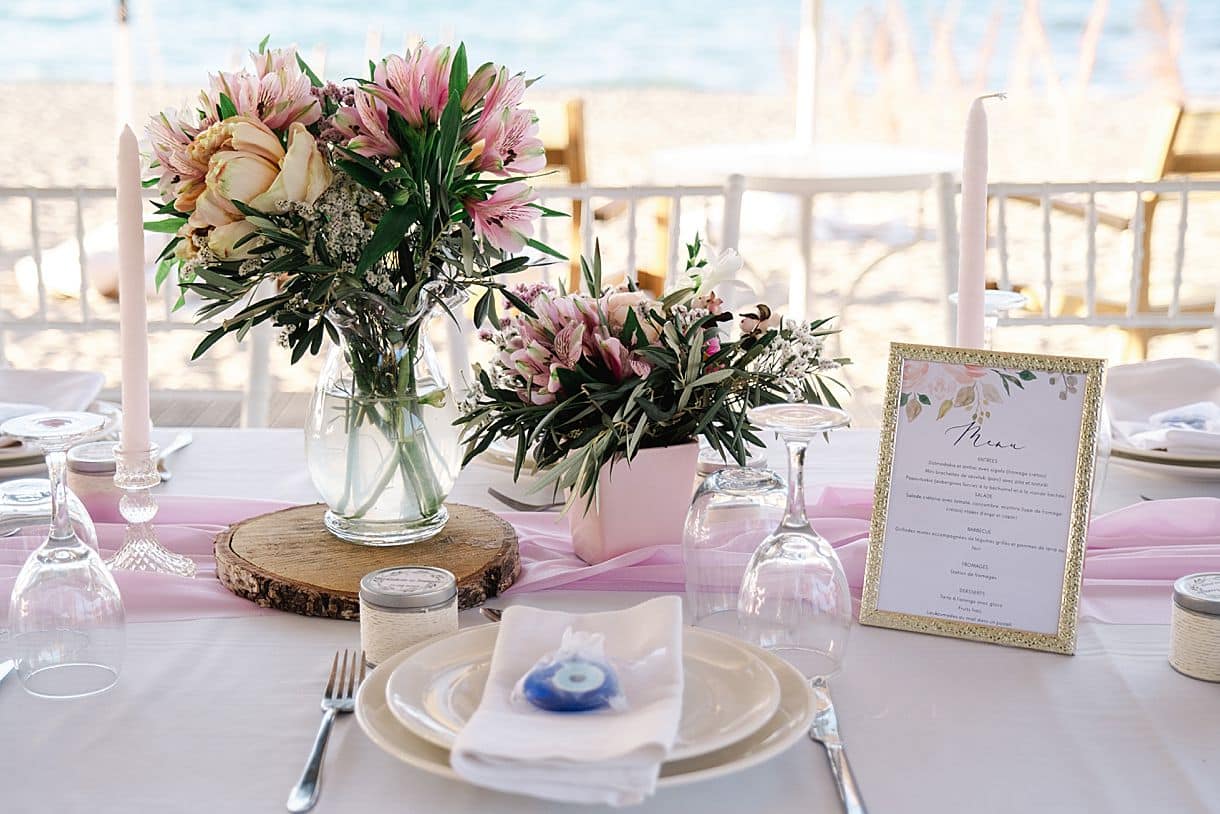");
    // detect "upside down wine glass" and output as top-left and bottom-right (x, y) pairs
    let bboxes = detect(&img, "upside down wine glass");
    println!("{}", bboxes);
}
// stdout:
(737, 403), (853, 679)
(2, 412), (125, 698)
